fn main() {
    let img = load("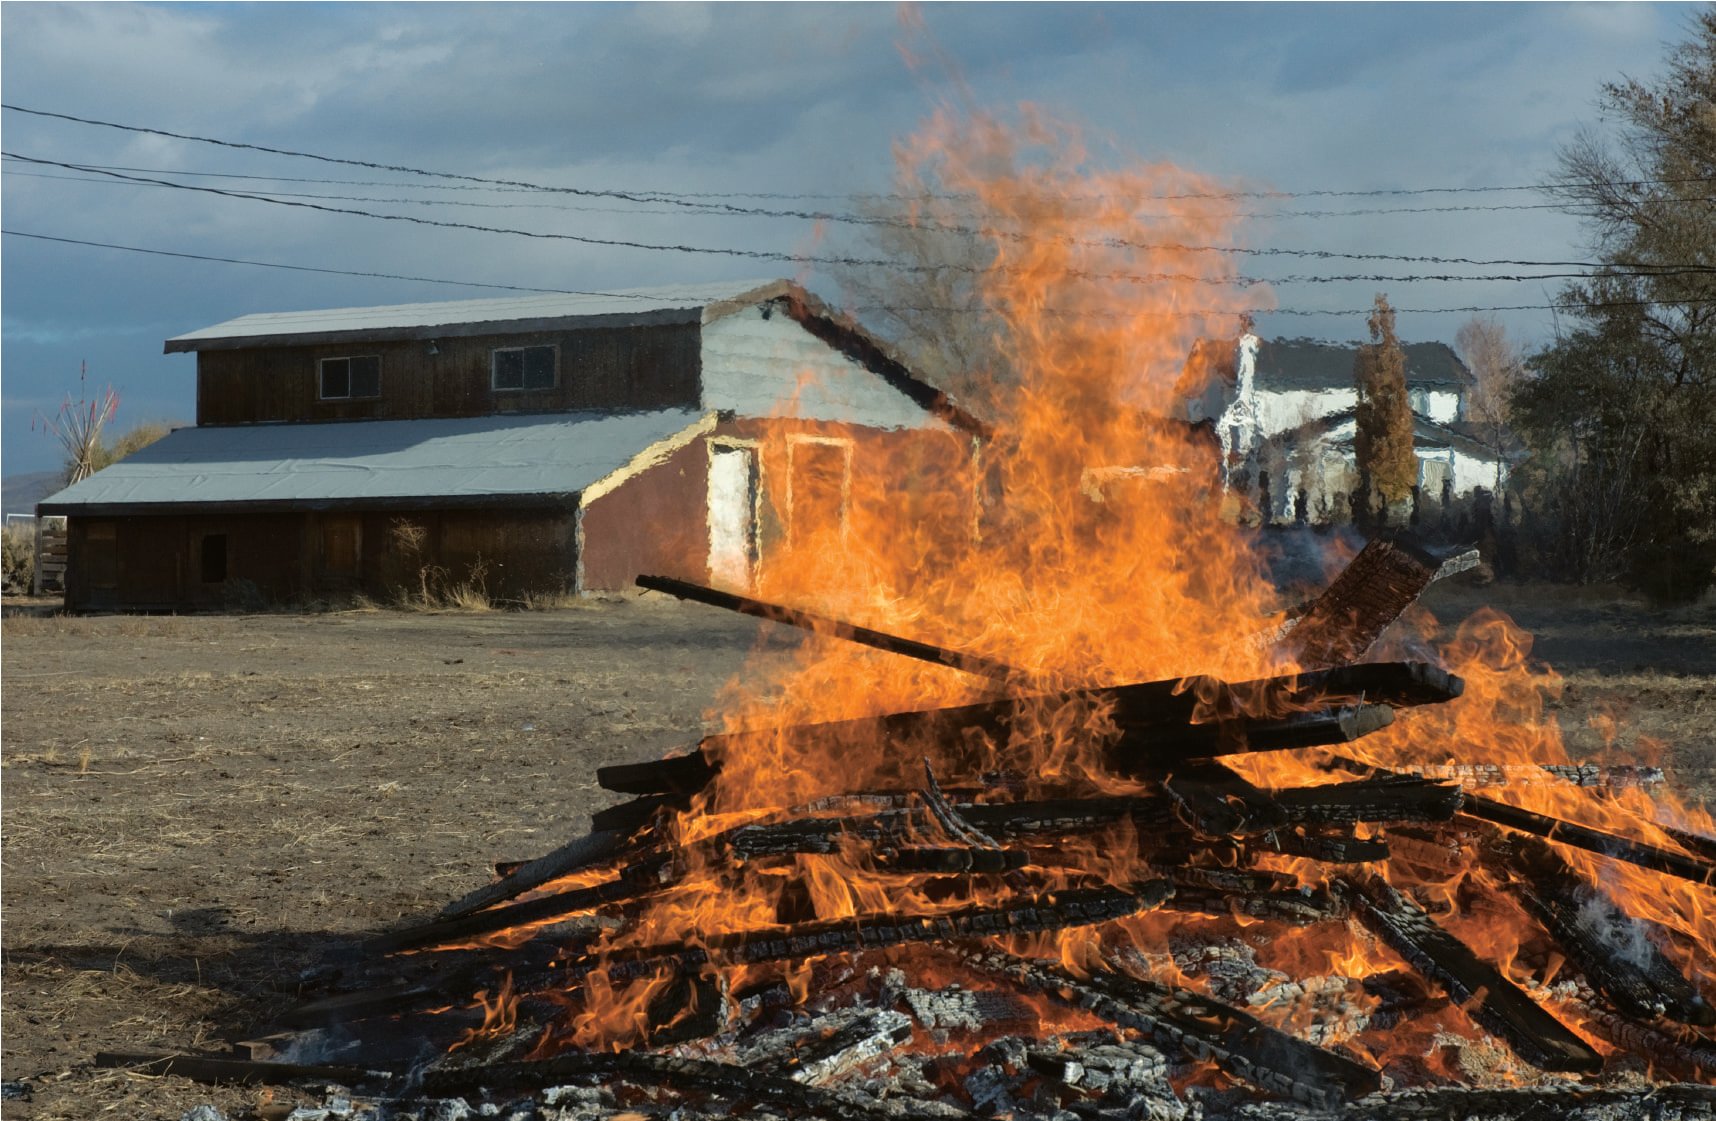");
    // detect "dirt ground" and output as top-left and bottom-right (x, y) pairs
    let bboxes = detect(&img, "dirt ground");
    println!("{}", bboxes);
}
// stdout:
(2, 584), (1713, 1120)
